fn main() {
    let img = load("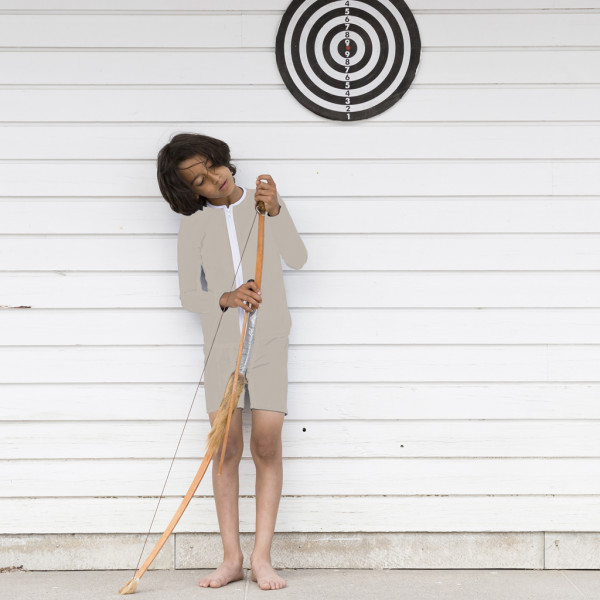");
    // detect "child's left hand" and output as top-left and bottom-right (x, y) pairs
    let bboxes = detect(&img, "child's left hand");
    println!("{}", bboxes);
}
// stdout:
(255, 174), (281, 216)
